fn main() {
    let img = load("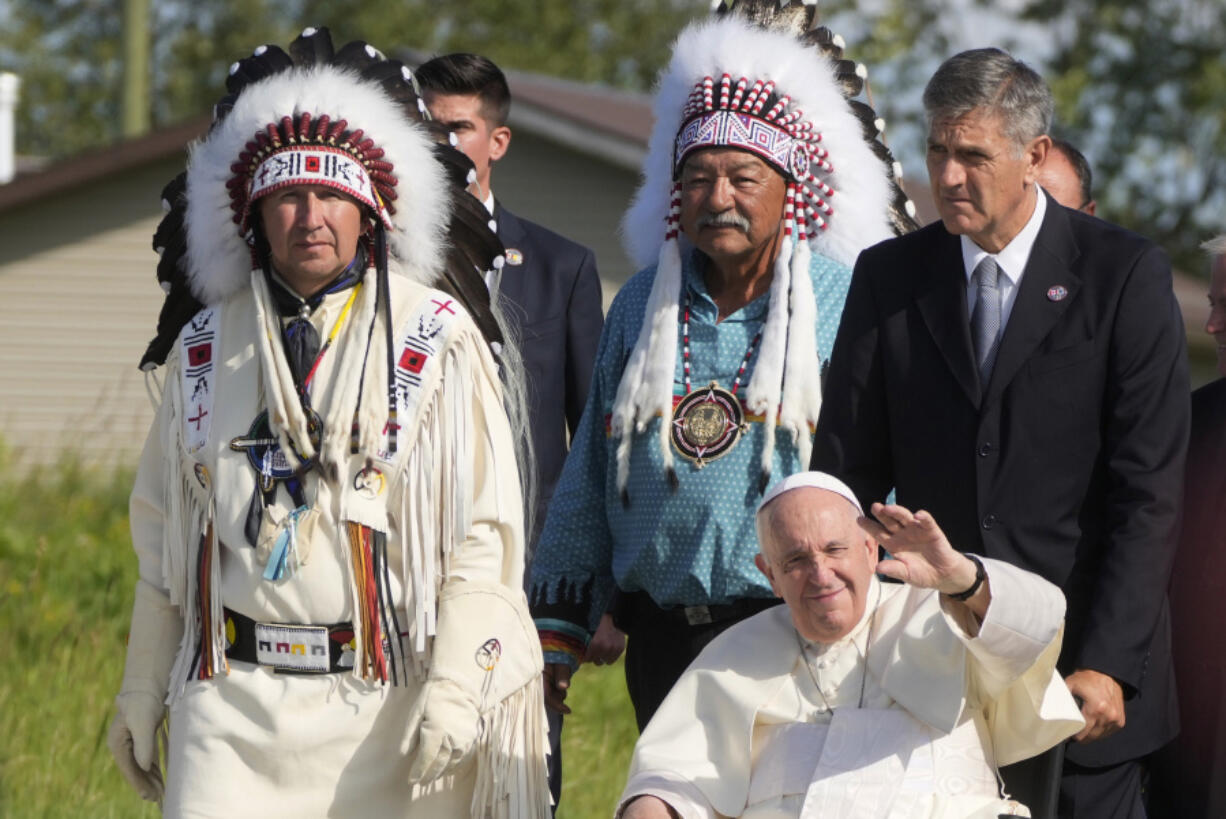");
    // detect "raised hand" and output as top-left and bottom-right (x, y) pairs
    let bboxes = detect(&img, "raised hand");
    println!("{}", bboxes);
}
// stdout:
(859, 503), (987, 612)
